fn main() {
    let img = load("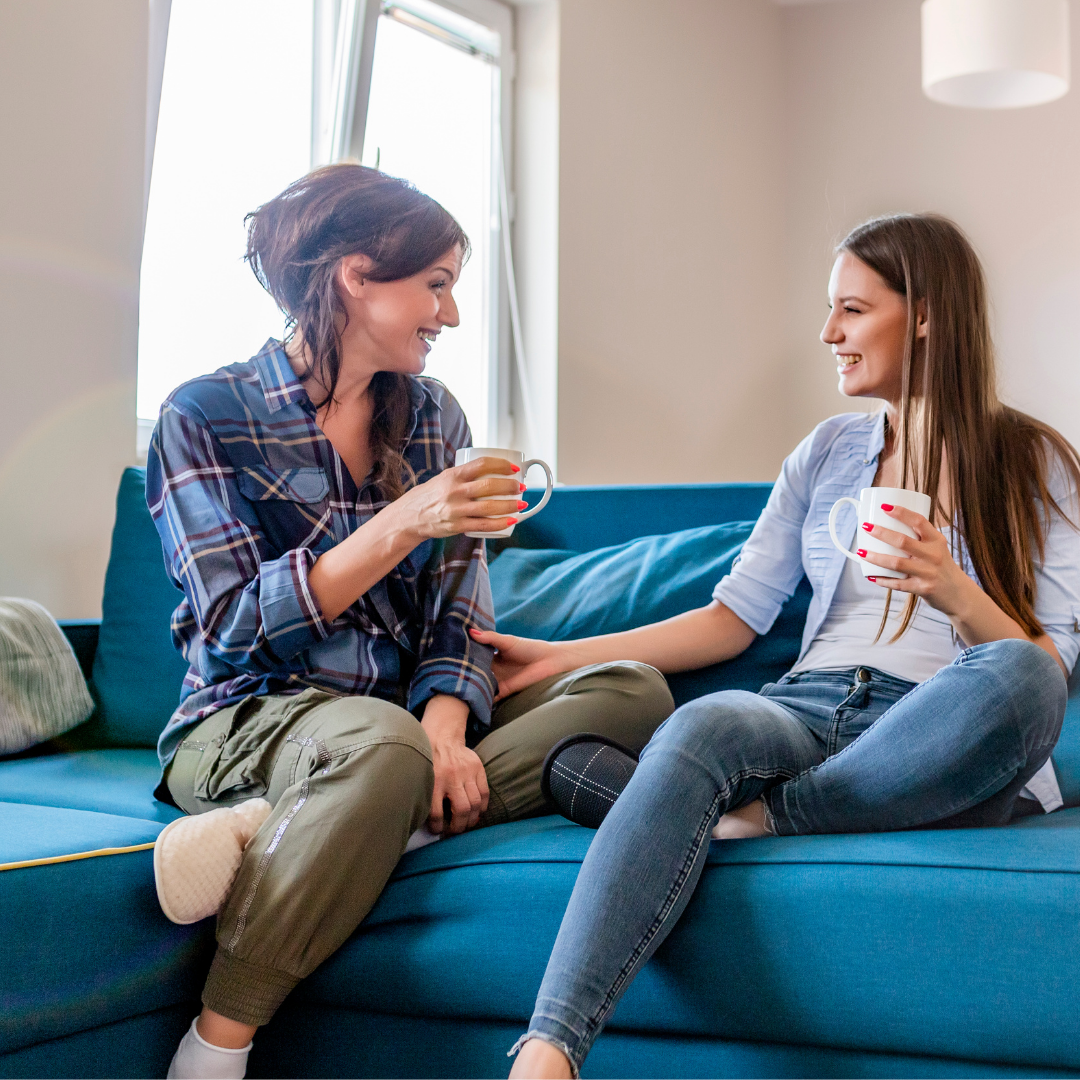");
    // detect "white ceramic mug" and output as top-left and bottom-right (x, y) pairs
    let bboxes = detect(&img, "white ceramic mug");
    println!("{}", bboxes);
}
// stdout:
(827, 487), (932, 580)
(454, 447), (554, 538)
